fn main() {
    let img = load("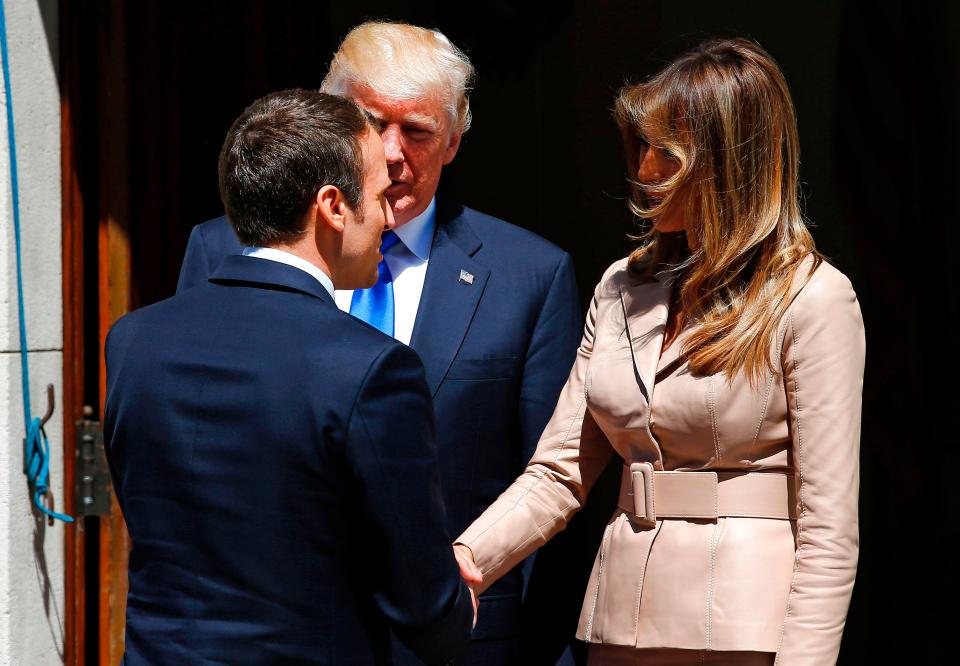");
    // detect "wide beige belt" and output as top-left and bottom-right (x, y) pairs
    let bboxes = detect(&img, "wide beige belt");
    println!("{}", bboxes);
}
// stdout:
(617, 462), (798, 527)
